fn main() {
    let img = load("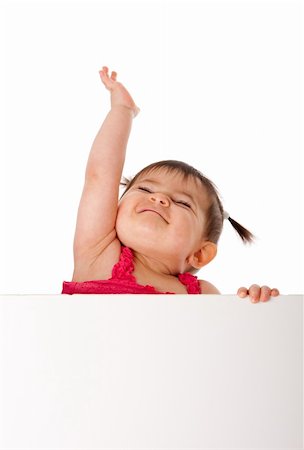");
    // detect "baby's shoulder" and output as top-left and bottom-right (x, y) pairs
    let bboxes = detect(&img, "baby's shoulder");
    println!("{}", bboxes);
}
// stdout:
(198, 279), (221, 294)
